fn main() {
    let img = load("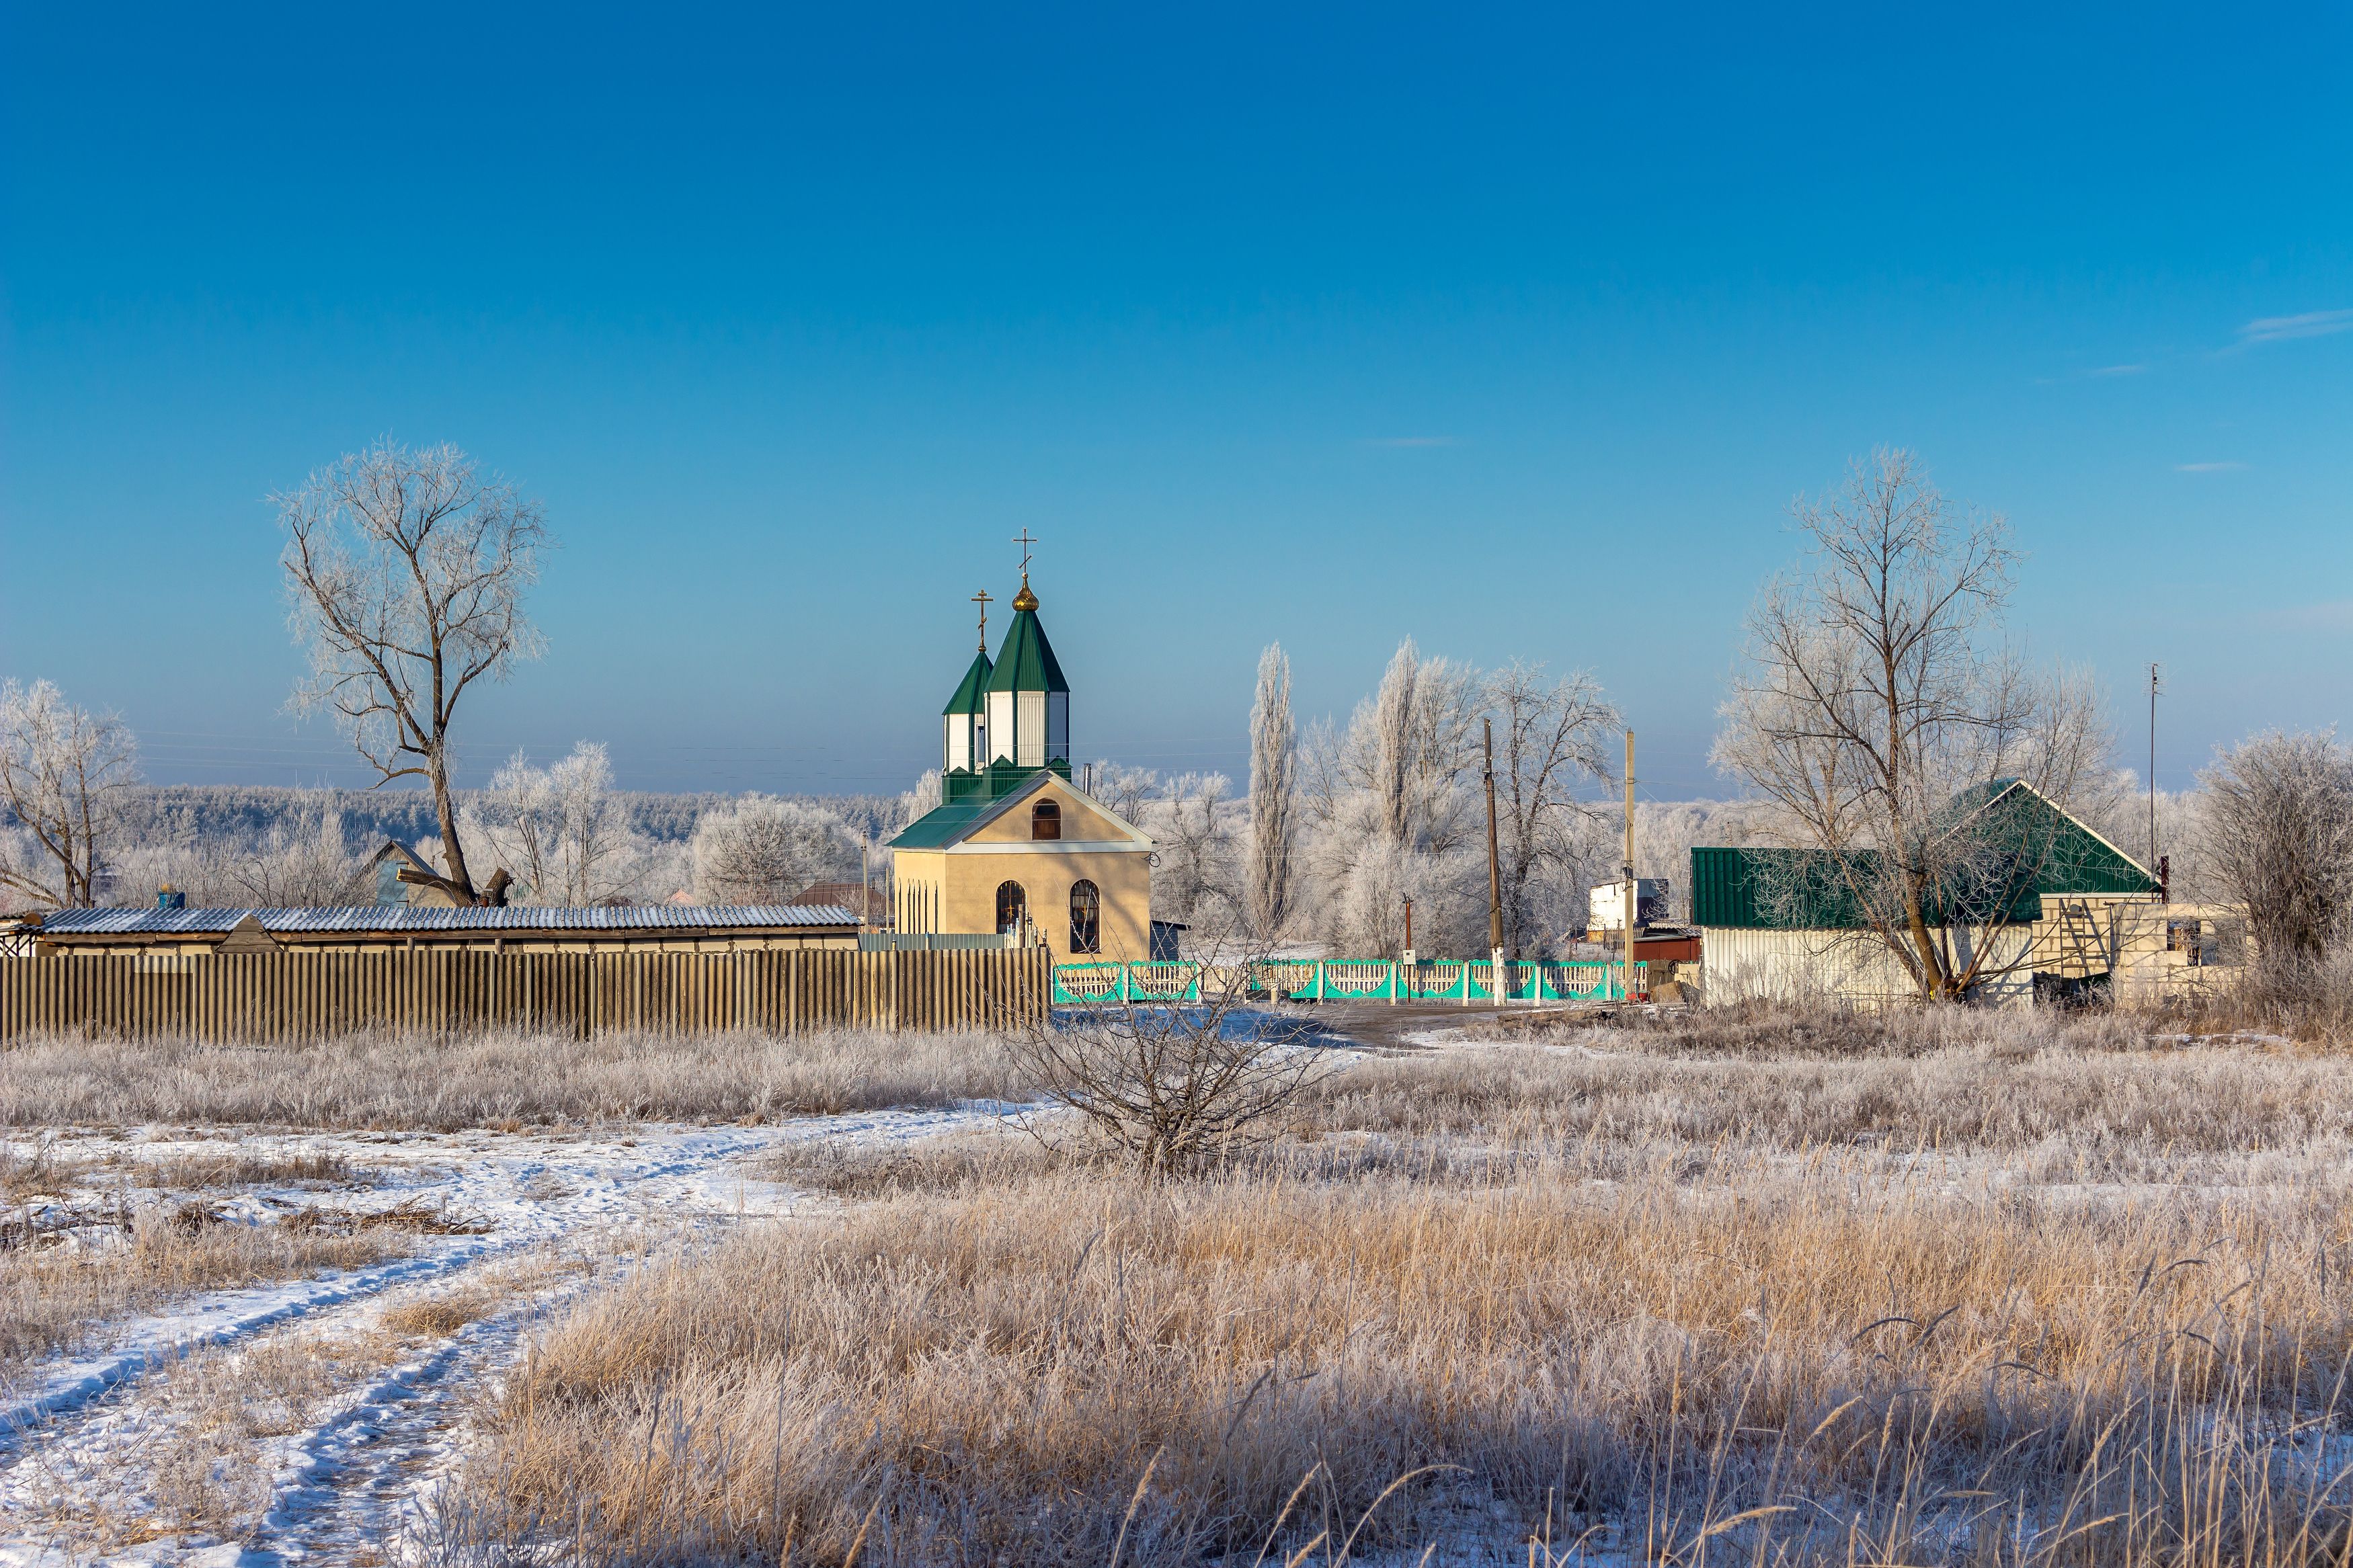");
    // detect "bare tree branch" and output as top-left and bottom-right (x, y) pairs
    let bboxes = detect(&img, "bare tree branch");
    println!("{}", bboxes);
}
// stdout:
(276, 440), (549, 903)
(1711, 448), (2114, 1001)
